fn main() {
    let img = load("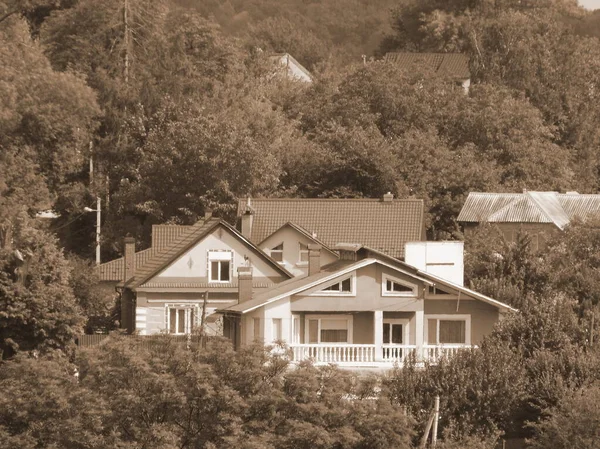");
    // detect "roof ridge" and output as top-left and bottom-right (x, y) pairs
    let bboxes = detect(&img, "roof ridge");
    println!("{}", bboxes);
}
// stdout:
(486, 196), (527, 221)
